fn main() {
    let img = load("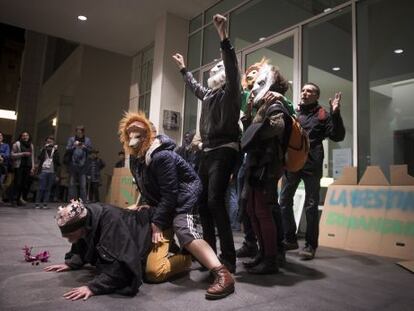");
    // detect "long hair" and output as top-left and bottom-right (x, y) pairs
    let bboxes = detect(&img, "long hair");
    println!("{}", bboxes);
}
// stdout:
(118, 111), (154, 157)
